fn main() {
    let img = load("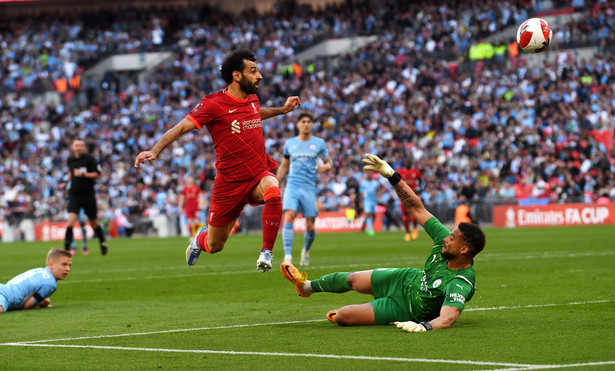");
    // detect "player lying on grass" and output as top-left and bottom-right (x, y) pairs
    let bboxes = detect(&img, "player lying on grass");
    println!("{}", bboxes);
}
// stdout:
(0, 248), (72, 313)
(281, 153), (486, 332)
